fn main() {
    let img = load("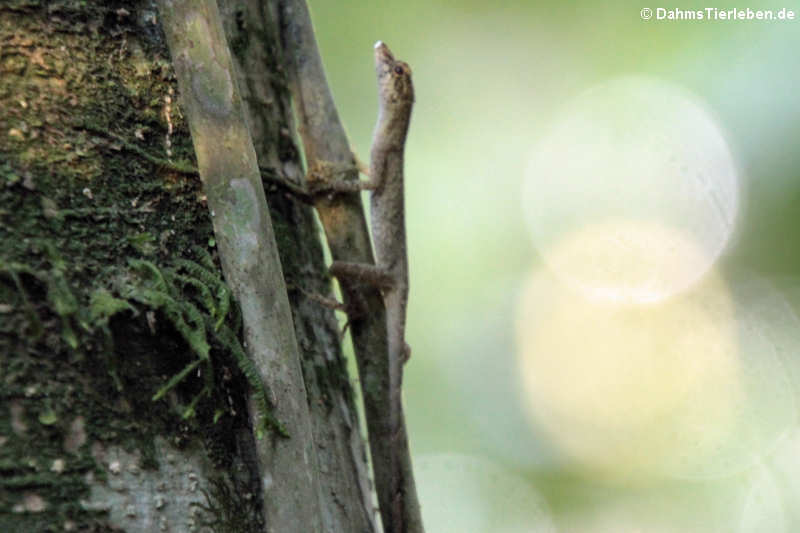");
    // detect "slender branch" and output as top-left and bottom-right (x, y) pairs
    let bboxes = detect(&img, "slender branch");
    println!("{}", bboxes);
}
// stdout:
(156, 1), (324, 531)
(78, 123), (199, 175)
(81, 123), (316, 205)
(277, 2), (425, 532)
